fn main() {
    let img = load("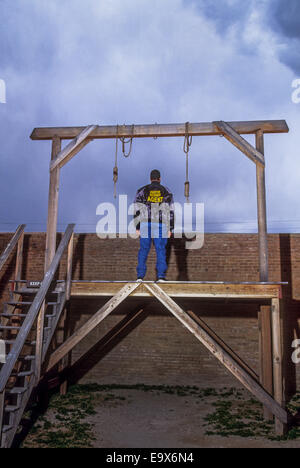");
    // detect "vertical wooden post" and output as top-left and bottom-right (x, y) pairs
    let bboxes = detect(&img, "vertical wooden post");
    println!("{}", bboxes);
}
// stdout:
(15, 231), (24, 283)
(35, 302), (45, 382)
(256, 130), (274, 419)
(271, 298), (286, 435)
(9, 230), (25, 322)
(59, 303), (71, 396)
(44, 136), (61, 273)
(0, 390), (4, 445)
(256, 130), (268, 282)
(59, 233), (74, 395)
(65, 233), (74, 301)
(258, 305), (273, 420)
